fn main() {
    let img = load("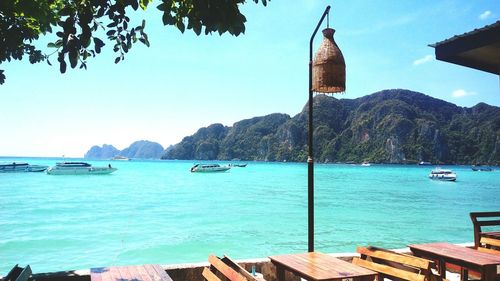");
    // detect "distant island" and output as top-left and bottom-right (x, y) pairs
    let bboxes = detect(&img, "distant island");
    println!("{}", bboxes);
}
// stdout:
(161, 89), (500, 165)
(85, 140), (164, 159)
